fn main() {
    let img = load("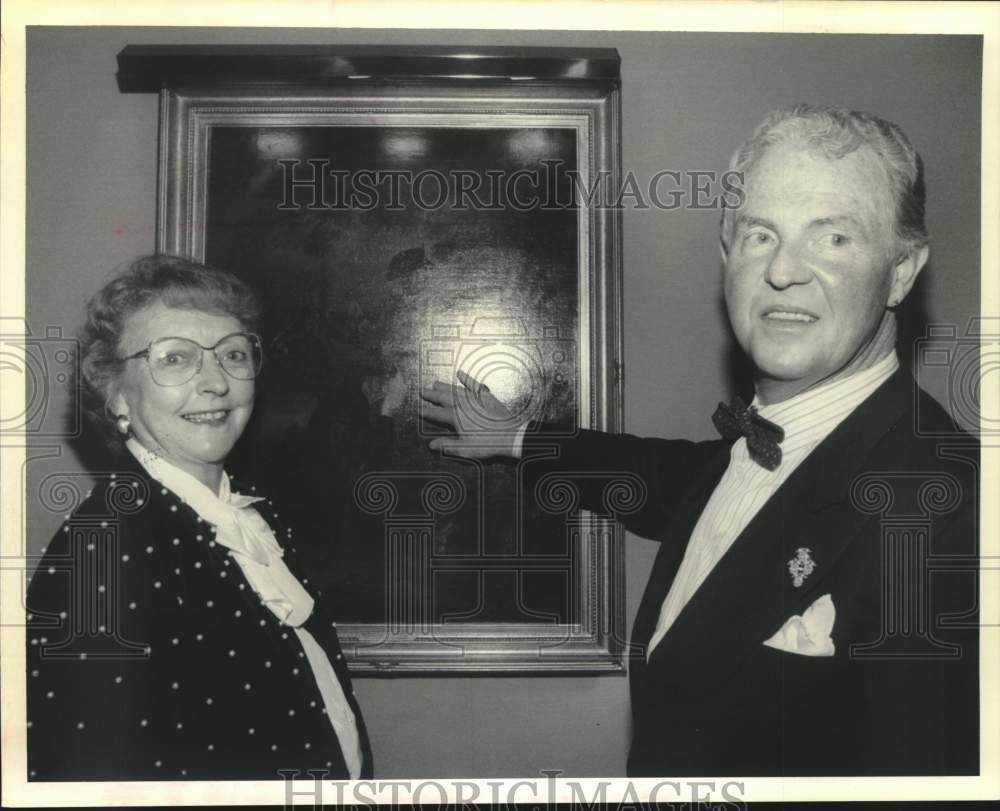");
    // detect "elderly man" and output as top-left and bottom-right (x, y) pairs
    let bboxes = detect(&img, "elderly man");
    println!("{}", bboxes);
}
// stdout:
(421, 104), (979, 776)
